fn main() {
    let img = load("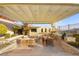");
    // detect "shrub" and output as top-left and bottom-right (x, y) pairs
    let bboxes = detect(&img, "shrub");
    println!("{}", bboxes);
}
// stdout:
(0, 43), (10, 49)
(5, 33), (11, 39)
(11, 34), (16, 37)
(68, 42), (79, 47)
(73, 34), (79, 42)
(0, 38), (5, 41)
(0, 24), (8, 35)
